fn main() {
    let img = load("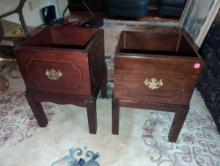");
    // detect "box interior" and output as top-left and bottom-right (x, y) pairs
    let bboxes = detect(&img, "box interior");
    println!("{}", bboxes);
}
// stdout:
(23, 26), (98, 49)
(119, 31), (198, 57)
